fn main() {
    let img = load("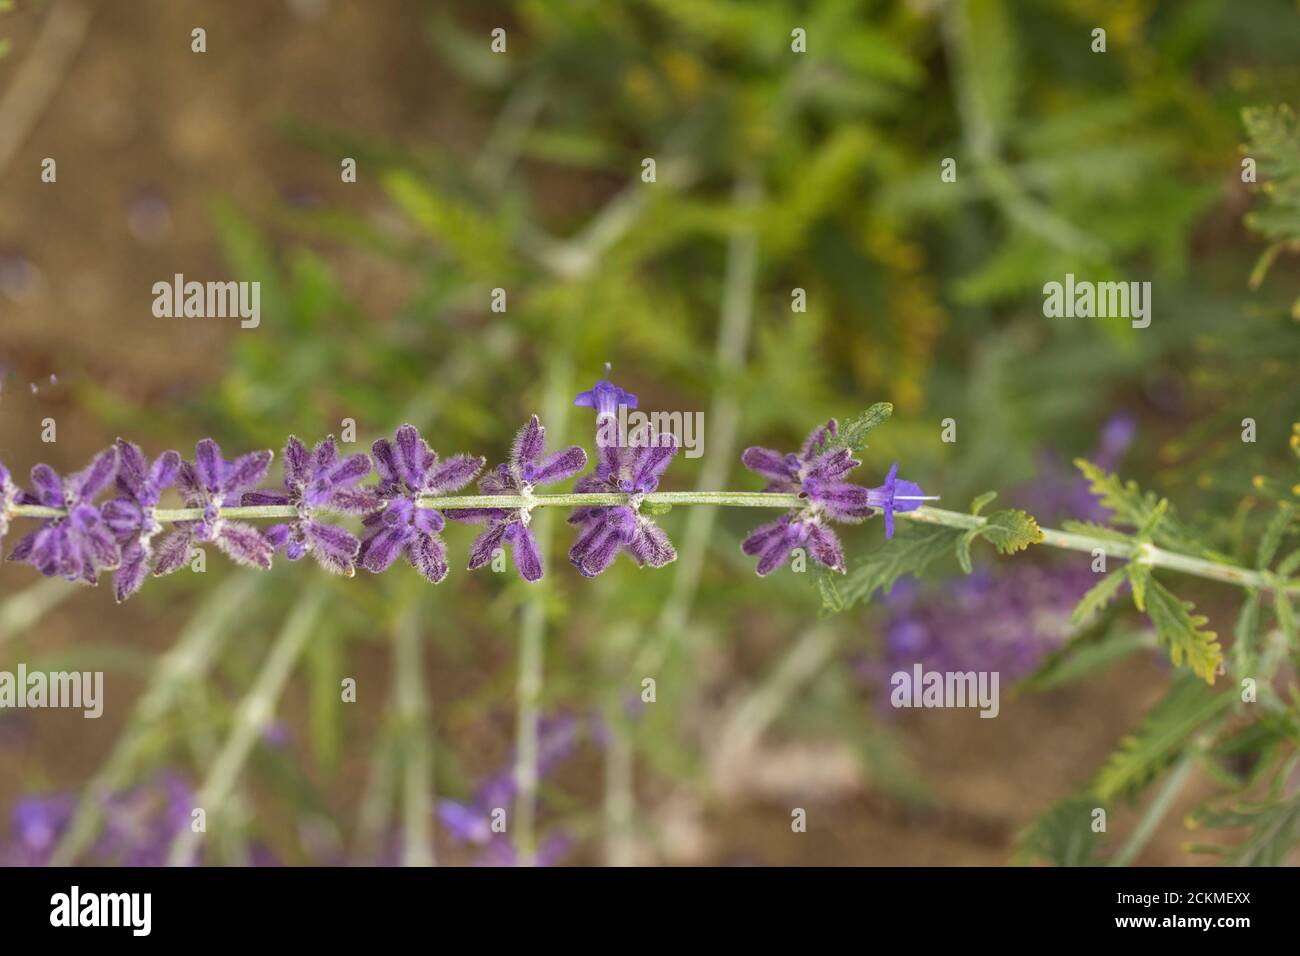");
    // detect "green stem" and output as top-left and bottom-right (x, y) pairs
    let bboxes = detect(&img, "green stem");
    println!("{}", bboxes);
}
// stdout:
(394, 599), (434, 867)
(166, 586), (327, 866)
